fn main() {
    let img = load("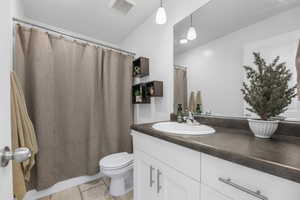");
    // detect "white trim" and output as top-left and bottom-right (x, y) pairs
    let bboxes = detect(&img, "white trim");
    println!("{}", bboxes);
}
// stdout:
(24, 173), (103, 200)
